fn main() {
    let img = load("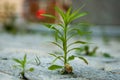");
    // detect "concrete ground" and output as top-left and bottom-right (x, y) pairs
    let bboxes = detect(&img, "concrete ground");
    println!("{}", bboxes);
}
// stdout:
(0, 32), (120, 80)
